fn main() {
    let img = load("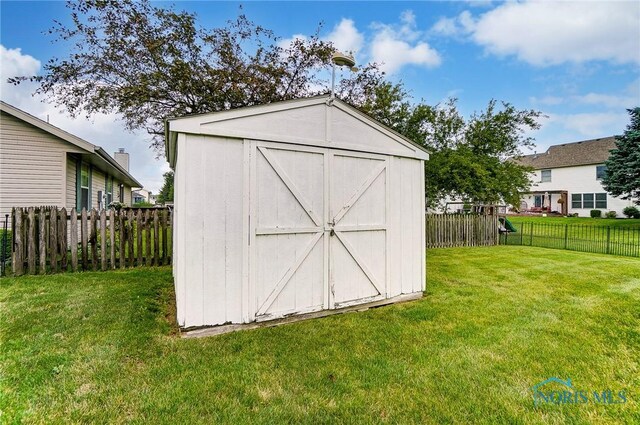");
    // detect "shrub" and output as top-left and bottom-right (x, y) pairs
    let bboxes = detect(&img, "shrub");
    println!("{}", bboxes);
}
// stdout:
(622, 206), (640, 219)
(590, 209), (602, 218)
(605, 211), (617, 218)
